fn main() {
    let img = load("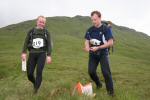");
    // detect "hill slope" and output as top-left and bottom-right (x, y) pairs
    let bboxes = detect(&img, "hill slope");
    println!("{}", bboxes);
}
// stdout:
(0, 16), (150, 100)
